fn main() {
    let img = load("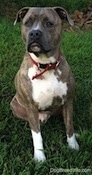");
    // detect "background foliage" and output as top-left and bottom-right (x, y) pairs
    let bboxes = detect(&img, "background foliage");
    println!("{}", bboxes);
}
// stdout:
(0, 0), (92, 16)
